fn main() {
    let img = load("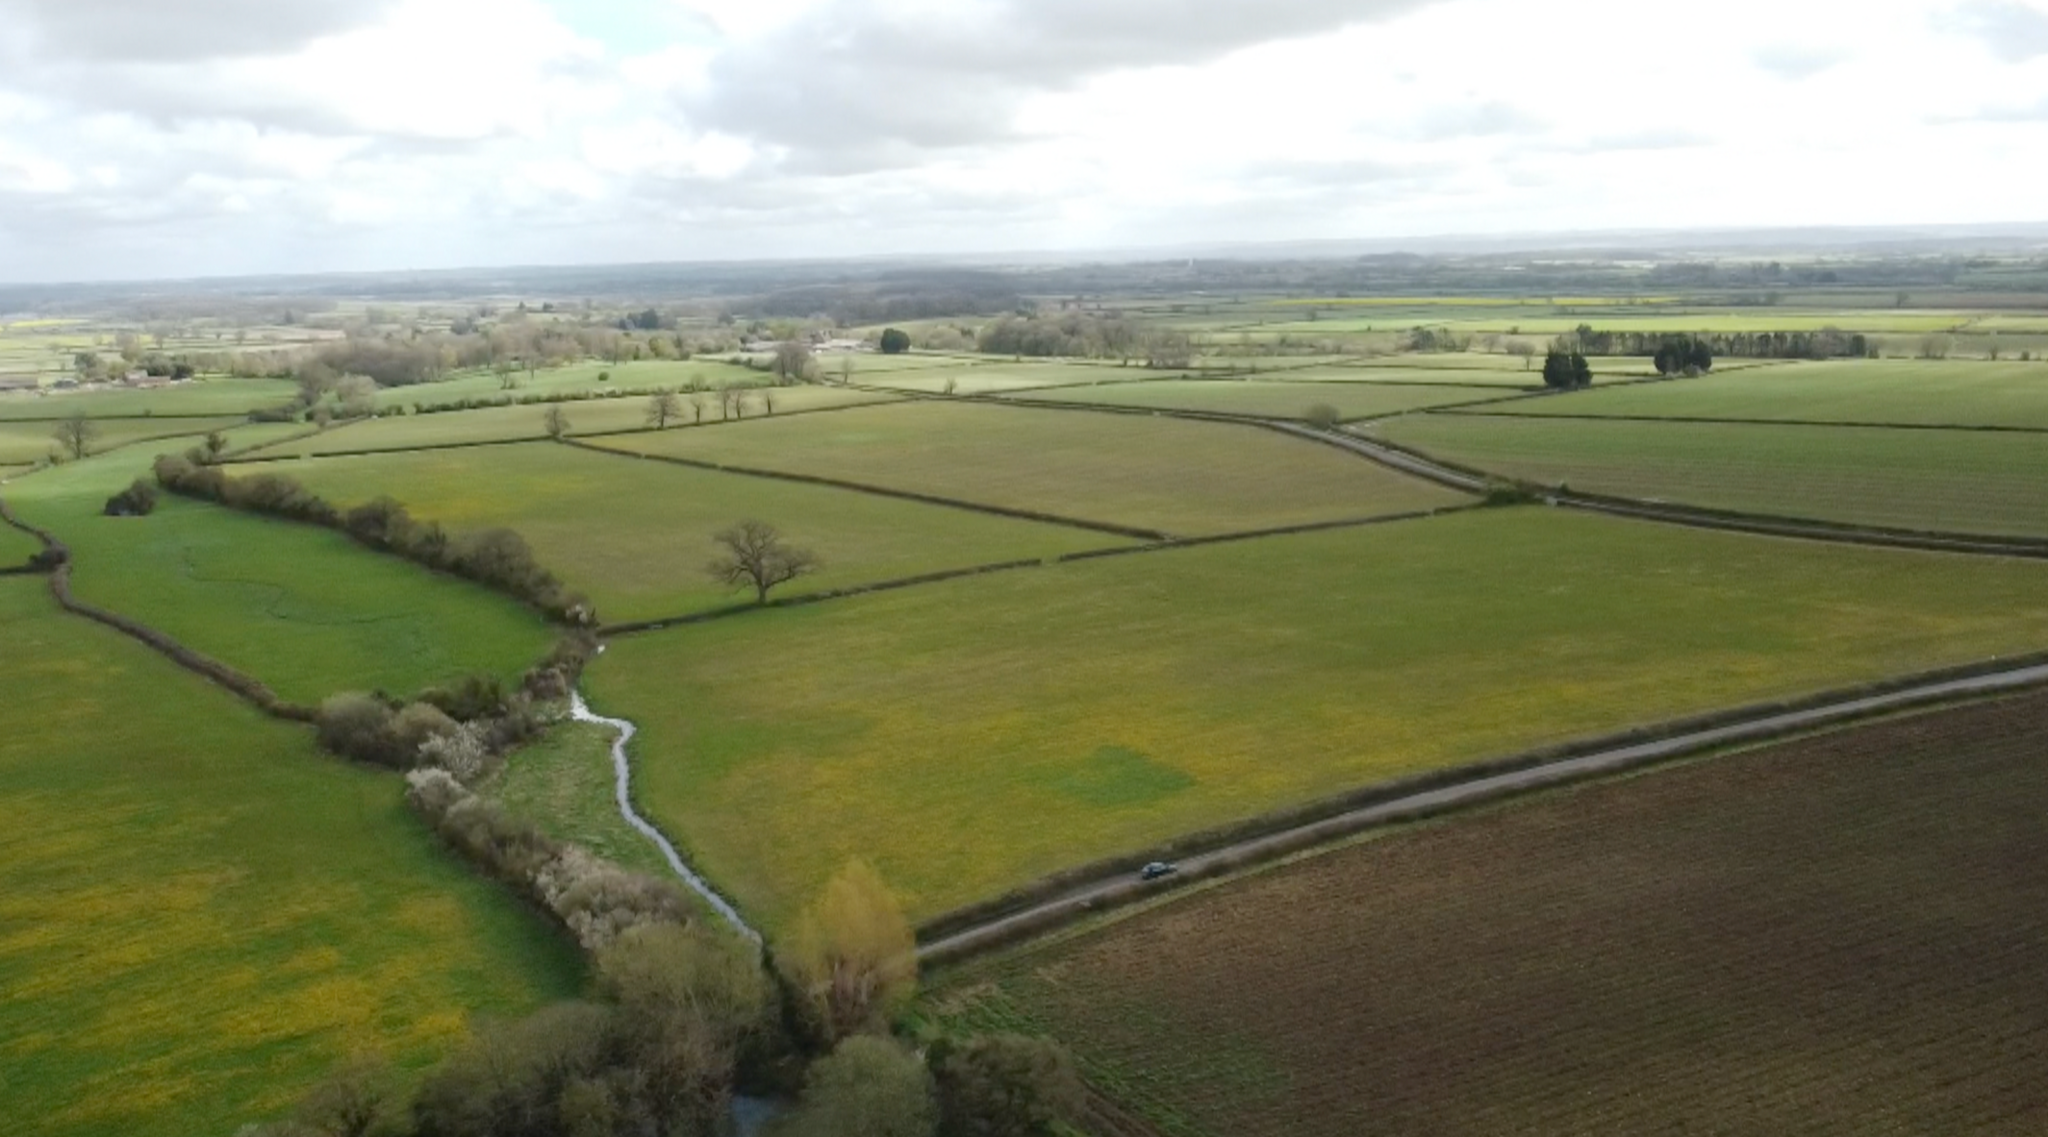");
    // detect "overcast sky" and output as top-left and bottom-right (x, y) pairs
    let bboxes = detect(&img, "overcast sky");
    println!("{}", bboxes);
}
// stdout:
(0, 0), (2044, 282)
